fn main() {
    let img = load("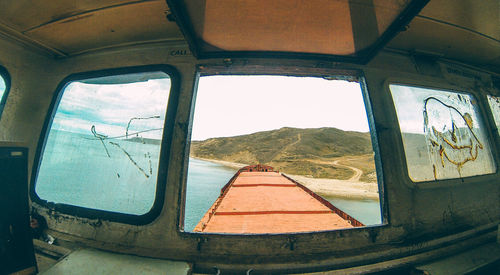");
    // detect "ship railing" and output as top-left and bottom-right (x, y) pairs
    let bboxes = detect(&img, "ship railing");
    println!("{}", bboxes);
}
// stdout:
(281, 173), (365, 227)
